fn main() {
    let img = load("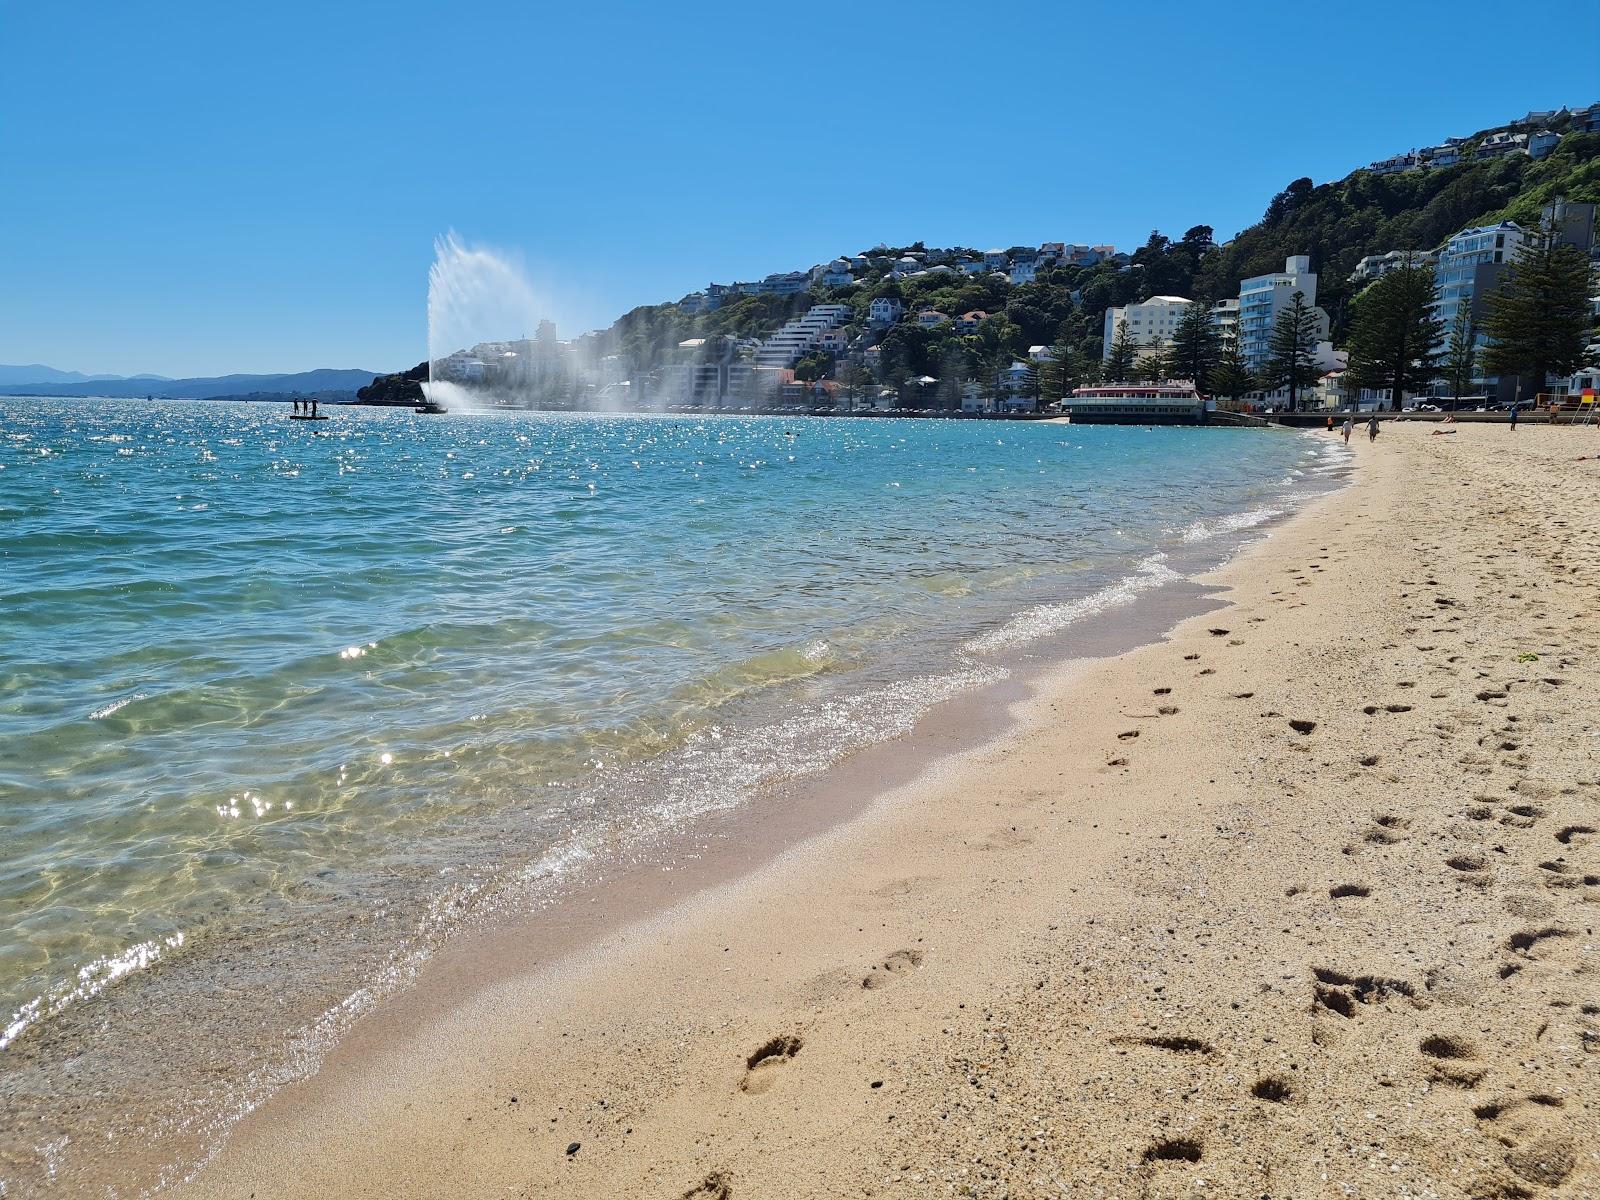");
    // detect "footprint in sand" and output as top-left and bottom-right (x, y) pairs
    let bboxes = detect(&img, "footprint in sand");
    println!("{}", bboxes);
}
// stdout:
(740, 1035), (802, 1095)
(975, 825), (1034, 852)
(1419, 1033), (1485, 1087)
(1112, 1033), (1214, 1055)
(1329, 883), (1372, 899)
(1142, 1138), (1203, 1165)
(682, 1173), (734, 1200)
(1312, 966), (1417, 1019)
(862, 947), (924, 990)
(1251, 1075), (1295, 1103)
